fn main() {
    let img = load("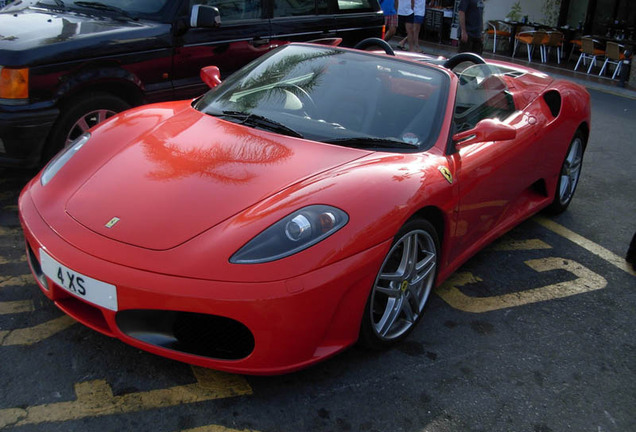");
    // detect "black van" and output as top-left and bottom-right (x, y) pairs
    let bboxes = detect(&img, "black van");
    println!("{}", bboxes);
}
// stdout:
(0, 0), (383, 167)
